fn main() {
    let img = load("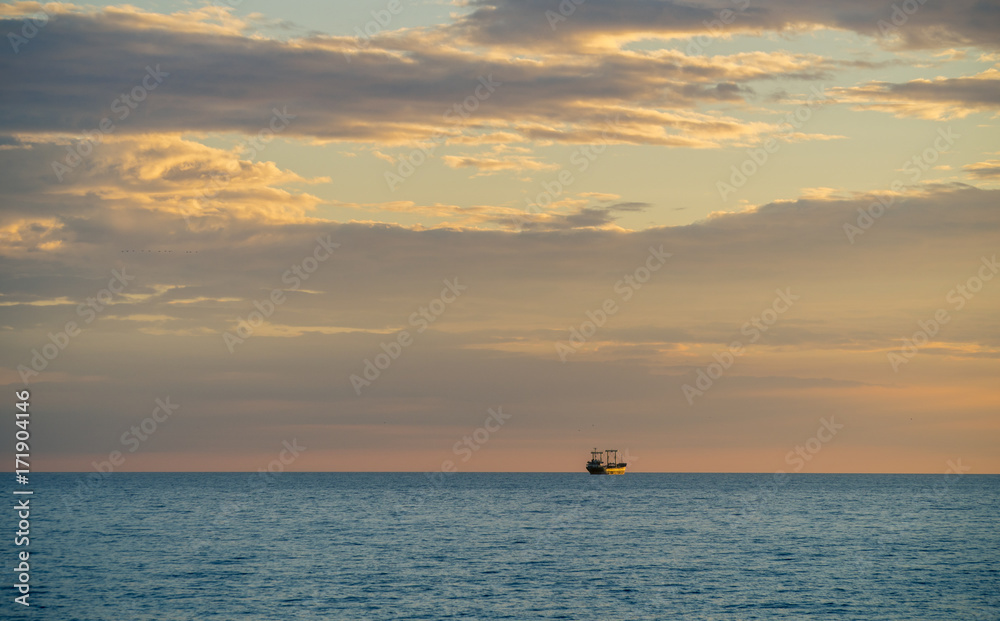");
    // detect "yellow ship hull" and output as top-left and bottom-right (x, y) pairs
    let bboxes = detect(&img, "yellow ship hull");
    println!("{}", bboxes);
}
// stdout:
(586, 449), (626, 474)
(586, 465), (627, 475)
